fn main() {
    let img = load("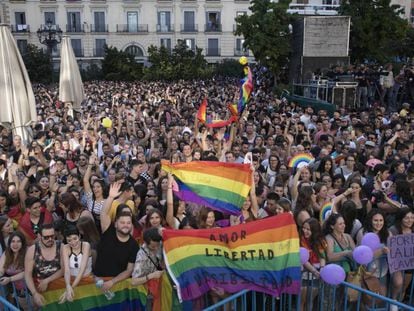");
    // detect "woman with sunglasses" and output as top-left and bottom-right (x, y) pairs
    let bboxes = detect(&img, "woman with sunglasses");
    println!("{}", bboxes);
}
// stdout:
(59, 226), (92, 303)
(18, 165), (48, 209)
